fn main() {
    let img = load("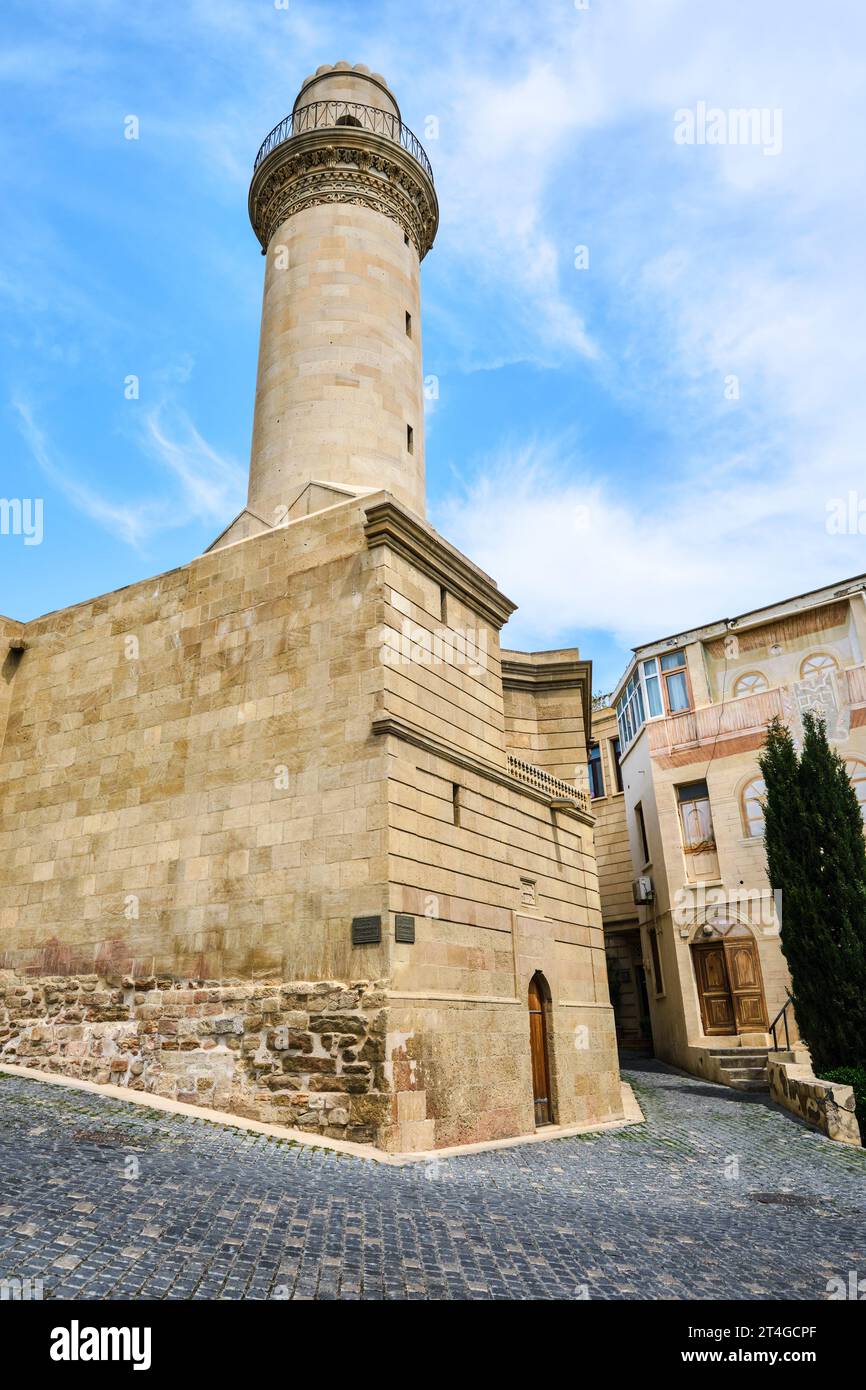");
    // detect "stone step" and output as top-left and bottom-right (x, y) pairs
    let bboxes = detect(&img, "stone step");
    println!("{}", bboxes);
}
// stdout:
(711, 1052), (770, 1066)
(722, 1066), (768, 1082)
(728, 1078), (770, 1092)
